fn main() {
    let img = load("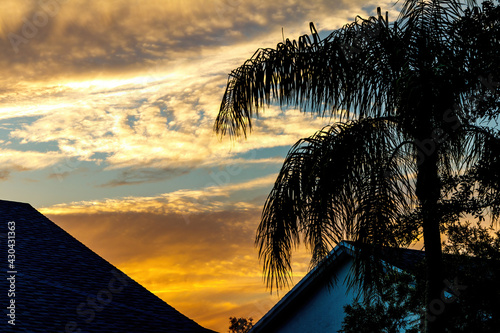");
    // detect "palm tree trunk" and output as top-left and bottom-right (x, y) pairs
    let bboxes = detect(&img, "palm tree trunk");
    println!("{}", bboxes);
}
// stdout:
(416, 149), (445, 333)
